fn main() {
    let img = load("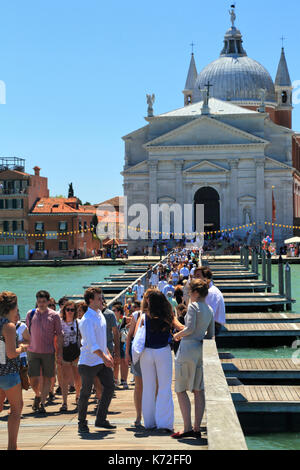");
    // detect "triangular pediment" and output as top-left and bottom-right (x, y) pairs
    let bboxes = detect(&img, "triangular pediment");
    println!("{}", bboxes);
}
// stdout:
(144, 116), (268, 149)
(122, 160), (148, 174)
(265, 156), (293, 170)
(184, 160), (229, 173)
